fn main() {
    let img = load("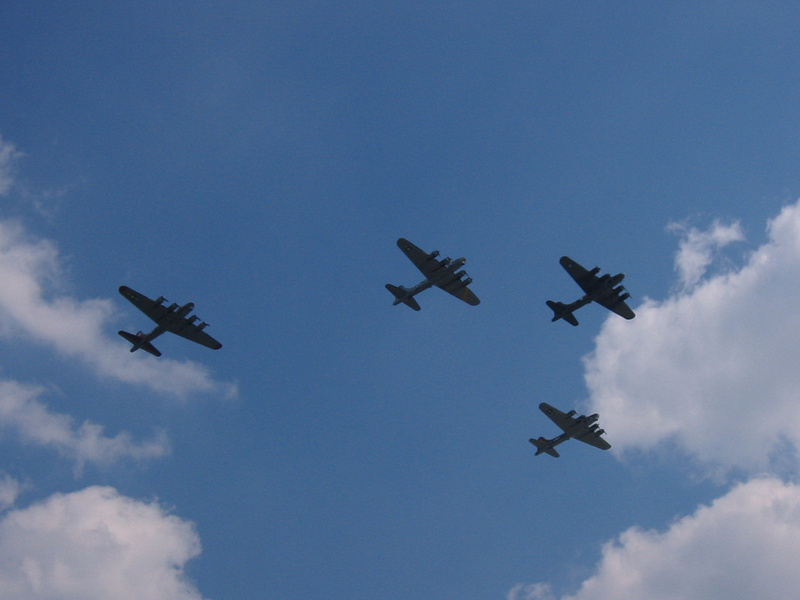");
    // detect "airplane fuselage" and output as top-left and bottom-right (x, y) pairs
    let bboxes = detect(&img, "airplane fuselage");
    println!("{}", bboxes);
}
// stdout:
(393, 257), (467, 304)
(130, 302), (194, 351)
(559, 273), (625, 316)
